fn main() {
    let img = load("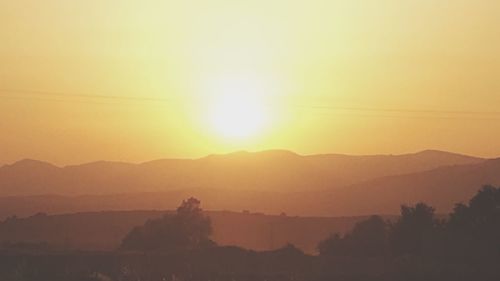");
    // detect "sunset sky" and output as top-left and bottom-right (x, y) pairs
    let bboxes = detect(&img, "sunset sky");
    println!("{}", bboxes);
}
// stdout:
(1, 0), (499, 165)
